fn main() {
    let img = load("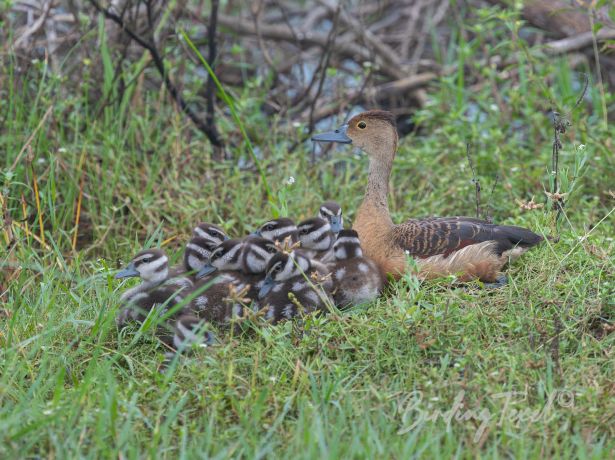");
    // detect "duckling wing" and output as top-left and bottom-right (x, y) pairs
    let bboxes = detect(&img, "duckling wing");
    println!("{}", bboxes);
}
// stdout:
(393, 217), (542, 258)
